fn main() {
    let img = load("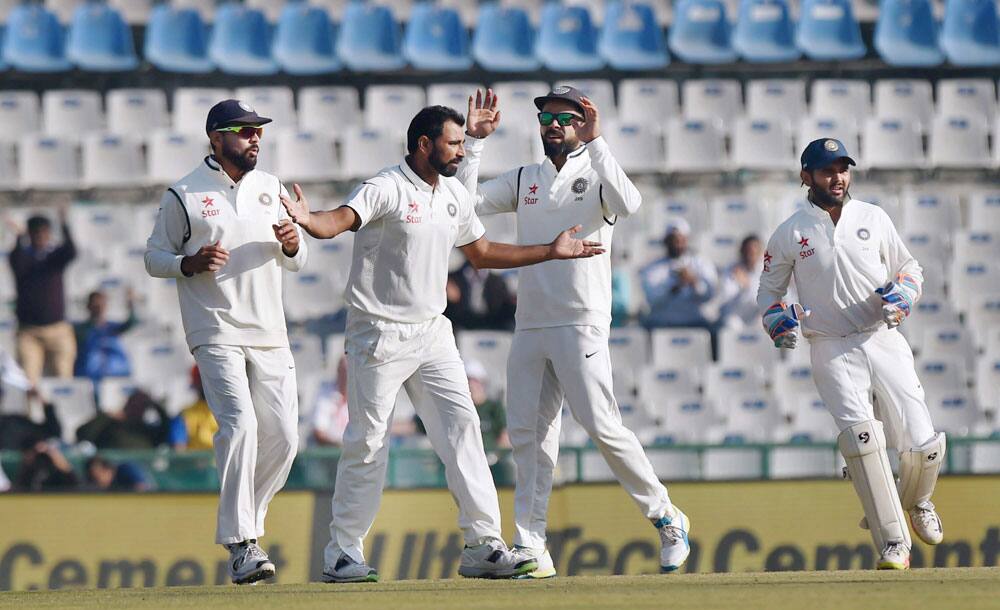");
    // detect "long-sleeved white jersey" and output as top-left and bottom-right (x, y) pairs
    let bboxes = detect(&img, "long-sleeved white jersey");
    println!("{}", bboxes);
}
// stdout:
(145, 156), (307, 351)
(458, 135), (642, 330)
(756, 198), (923, 339)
